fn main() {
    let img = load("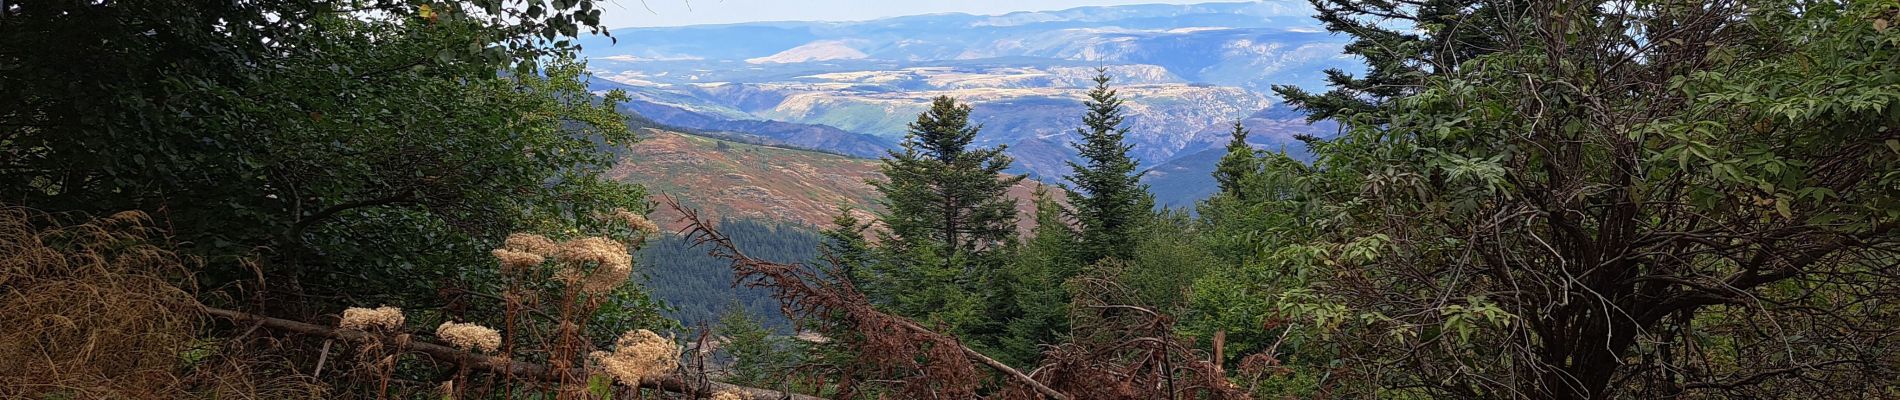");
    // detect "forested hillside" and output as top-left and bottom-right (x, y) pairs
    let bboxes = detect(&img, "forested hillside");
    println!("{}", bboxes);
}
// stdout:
(4, 1), (1898, 400)
(608, 127), (1058, 232)
(639, 219), (821, 330)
